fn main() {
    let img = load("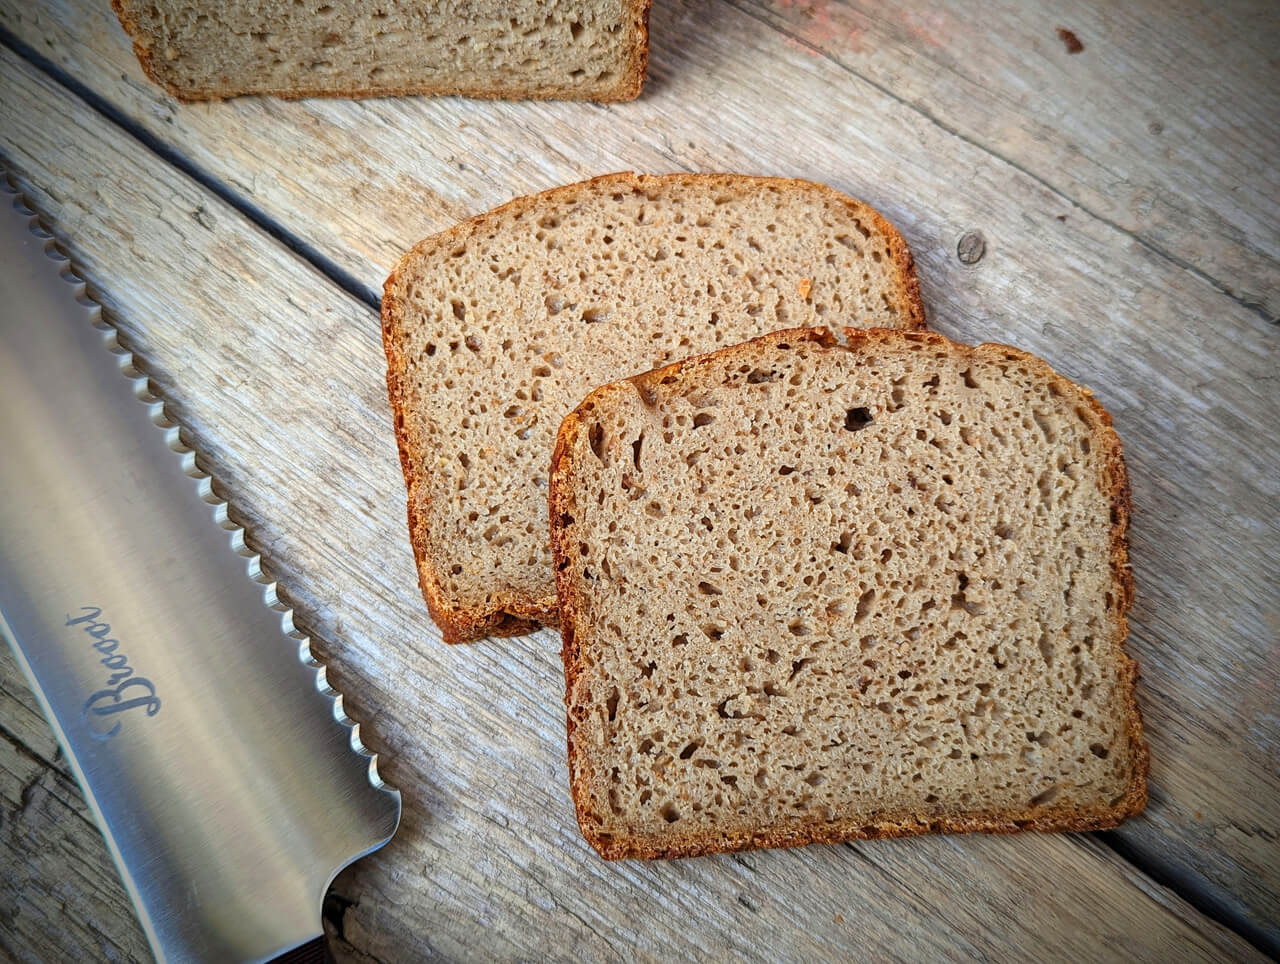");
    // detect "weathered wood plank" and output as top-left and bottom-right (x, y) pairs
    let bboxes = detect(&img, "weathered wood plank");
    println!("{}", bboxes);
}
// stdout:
(4, 0), (1278, 944)
(5, 0), (1278, 316)
(728, 0), (1280, 319)
(0, 644), (66, 777)
(0, 47), (1267, 963)
(0, 651), (151, 963)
